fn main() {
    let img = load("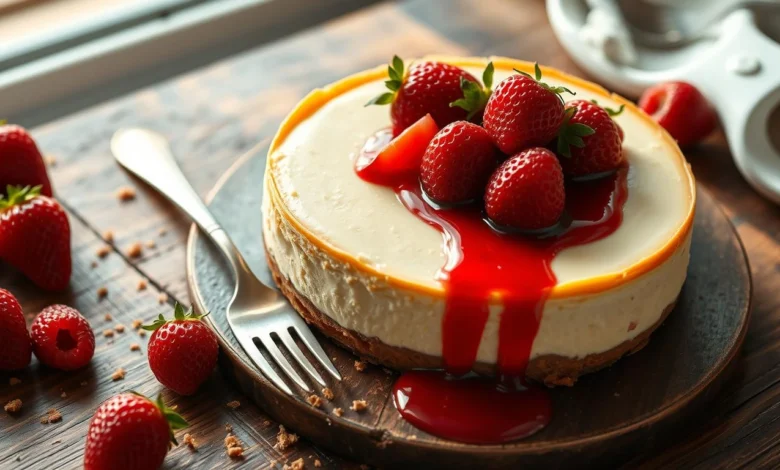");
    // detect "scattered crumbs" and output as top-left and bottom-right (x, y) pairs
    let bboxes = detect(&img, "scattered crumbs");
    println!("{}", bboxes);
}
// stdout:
(354, 360), (366, 372)
(321, 388), (334, 401)
(159, 227), (168, 236)
(90, 261), (99, 269)
(306, 395), (322, 408)
(4, 399), (22, 413)
(263, 420), (271, 427)
(284, 458), (305, 470)
(96, 245), (111, 259)
(103, 329), (114, 338)
(225, 423), (233, 433)
(9, 377), (21, 386)
(224, 434), (244, 459)
(97, 287), (108, 300)
(130, 343), (141, 352)
(158, 293), (168, 305)
(332, 408), (343, 417)
(314, 459), (322, 468)
(126, 242), (143, 258)
(137, 279), (148, 291)
(114, 324), (126, 333)
(350, 400), (367, 412)
(60, 391), (67, 398)
(183, 433), (197, 450)
(104, 313), (113, 321)
(116, 186), (136, 201)
(103, 230), (114, 243)
(408, 435), (417, 440)
(80, 381), (88, 387)
(628, 321), (638, 332)
(111, 368), (126, 381)
(138, 329), (146, 337)
(275, 425), (299, 451)
(145, 240), (156, 249)
(46, 155), (57, 167)
(40, 408), (62, 424)
(226, 400), (241, 410)
(132, 319), (143, 329)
